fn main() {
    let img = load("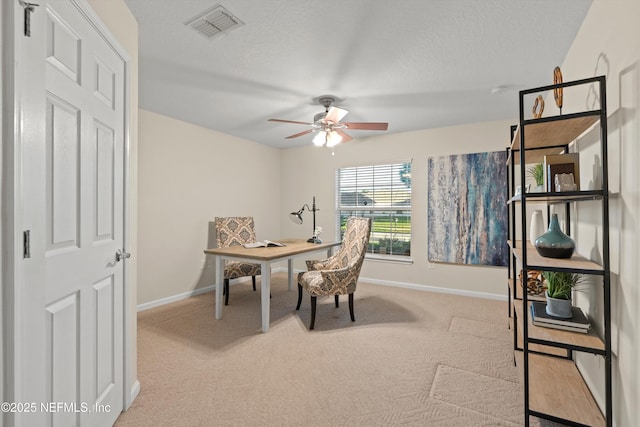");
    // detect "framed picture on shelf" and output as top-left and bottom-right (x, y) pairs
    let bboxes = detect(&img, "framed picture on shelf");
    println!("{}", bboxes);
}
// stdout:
(544, 153), (580, 191)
